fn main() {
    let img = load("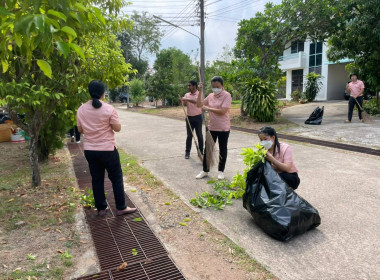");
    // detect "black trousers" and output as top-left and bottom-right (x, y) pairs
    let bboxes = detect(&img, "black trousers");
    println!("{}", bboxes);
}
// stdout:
(69, 126), (81, 142)
(186, 114), (204, 154)
(279, 172), (300, 190)
(203, 130), (230, 172)
(348, 96), (363, 121)
(84, 148), (126, 211)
